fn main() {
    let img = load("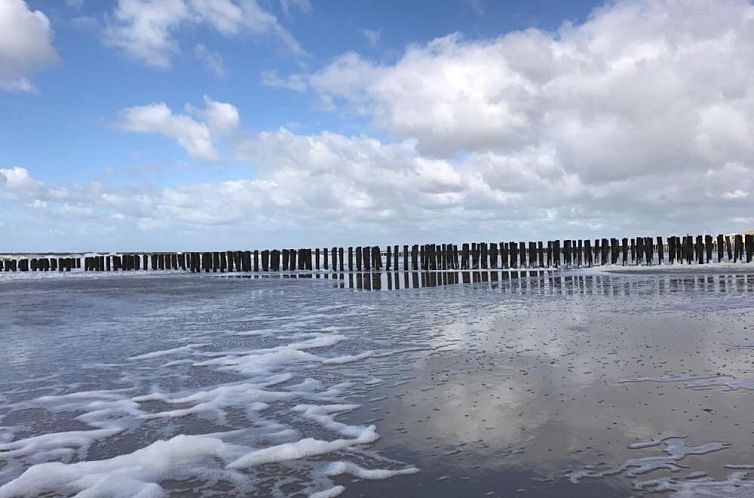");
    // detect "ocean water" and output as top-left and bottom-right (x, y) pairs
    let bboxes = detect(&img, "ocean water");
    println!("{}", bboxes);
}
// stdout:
(1, 271), (754, 497)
